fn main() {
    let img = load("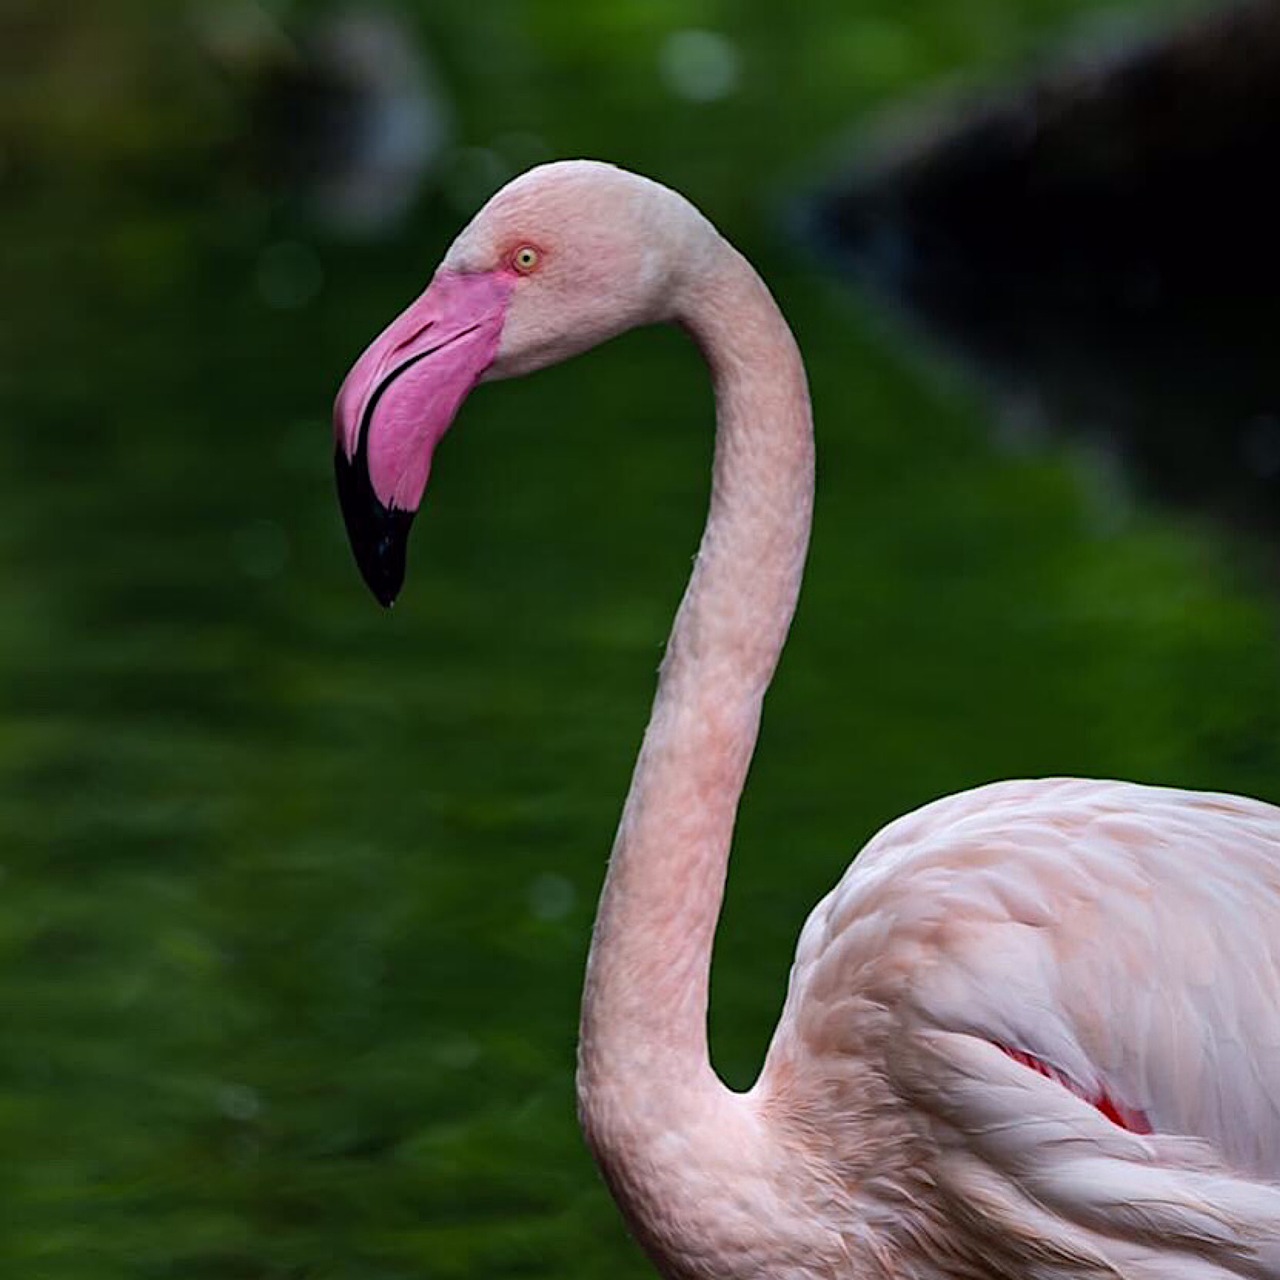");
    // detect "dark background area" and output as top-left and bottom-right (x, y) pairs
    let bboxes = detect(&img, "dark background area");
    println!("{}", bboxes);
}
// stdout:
(1, 1), (1277, 1277)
